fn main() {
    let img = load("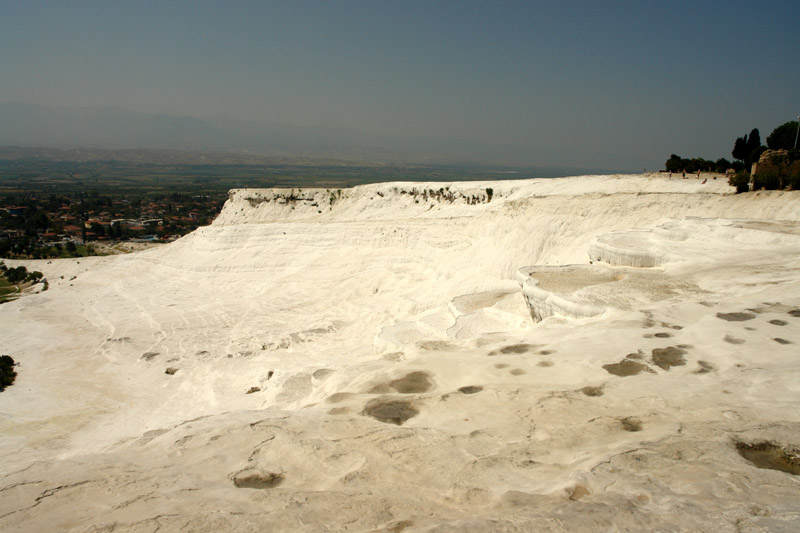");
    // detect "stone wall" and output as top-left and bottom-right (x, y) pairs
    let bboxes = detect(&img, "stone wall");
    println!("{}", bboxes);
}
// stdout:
(752, 149), (800, 177)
